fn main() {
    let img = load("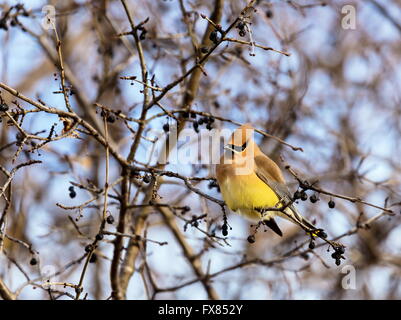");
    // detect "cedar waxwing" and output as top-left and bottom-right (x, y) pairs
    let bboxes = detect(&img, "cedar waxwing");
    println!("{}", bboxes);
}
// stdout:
(215, 124), (319, 237)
